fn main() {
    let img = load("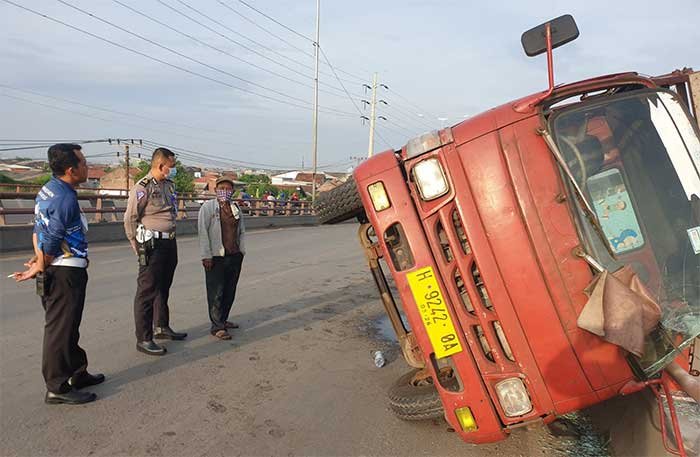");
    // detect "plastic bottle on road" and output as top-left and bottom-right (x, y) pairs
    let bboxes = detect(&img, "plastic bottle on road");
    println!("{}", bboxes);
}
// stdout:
(373, 350), (385, 368)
